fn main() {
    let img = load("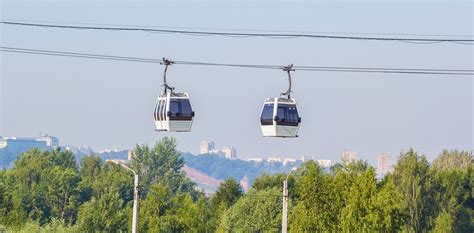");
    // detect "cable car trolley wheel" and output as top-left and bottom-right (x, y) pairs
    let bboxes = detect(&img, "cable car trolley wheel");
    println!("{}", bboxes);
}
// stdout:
(153, 58), (195, 132)
(259, 64), (301, 138)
